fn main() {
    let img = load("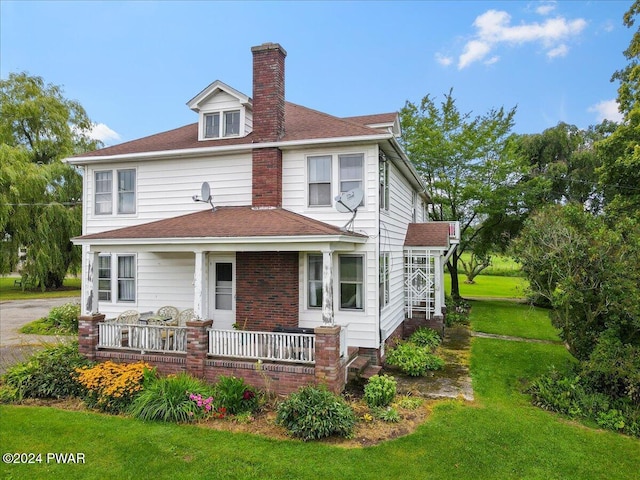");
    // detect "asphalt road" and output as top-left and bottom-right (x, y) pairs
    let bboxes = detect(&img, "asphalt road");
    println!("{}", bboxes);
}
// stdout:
(0, 297), (80, 373)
